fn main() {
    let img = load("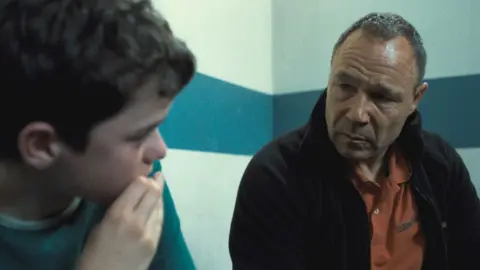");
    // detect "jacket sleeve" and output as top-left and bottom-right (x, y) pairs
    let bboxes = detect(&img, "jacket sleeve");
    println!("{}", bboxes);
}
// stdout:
(229, 154), (308, 270)
(445, 149), (480, 269)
